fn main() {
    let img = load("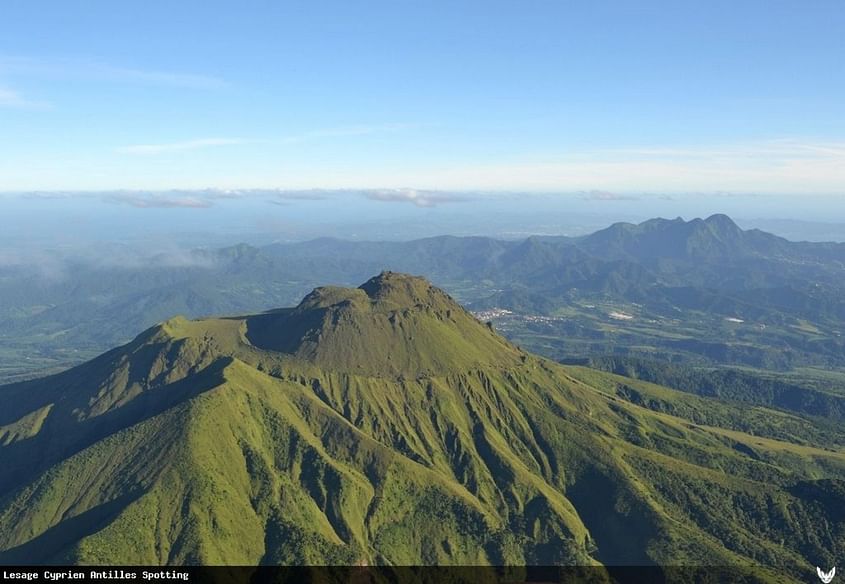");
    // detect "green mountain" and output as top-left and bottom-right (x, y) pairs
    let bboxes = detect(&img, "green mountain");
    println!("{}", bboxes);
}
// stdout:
(0, 273), (842, 578)
(4, 215), (845, 382)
